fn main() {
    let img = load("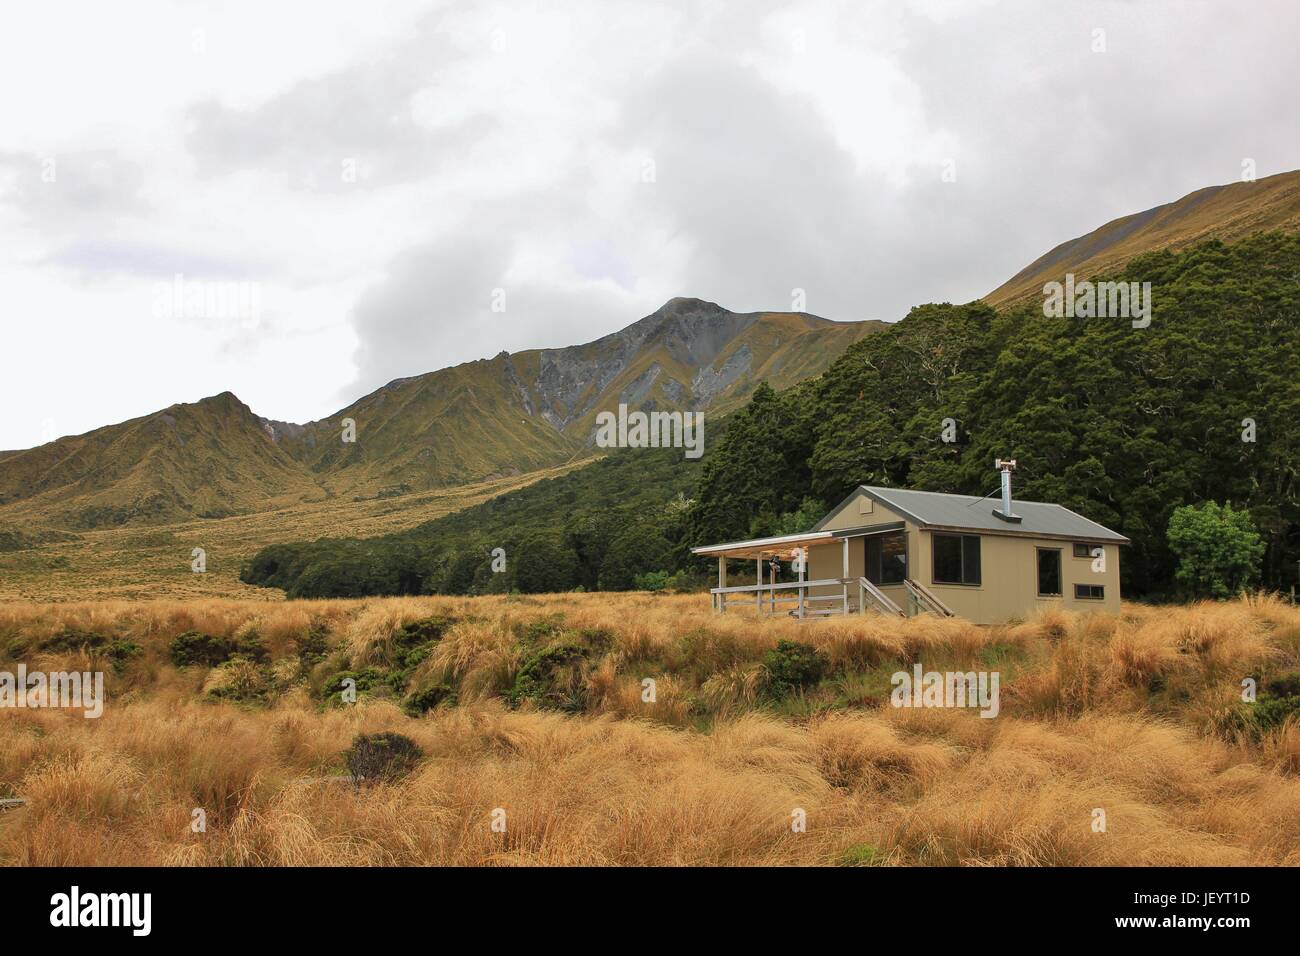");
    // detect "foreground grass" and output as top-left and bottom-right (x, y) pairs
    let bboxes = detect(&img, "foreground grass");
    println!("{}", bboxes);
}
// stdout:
(2, 592), (1299, 865)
